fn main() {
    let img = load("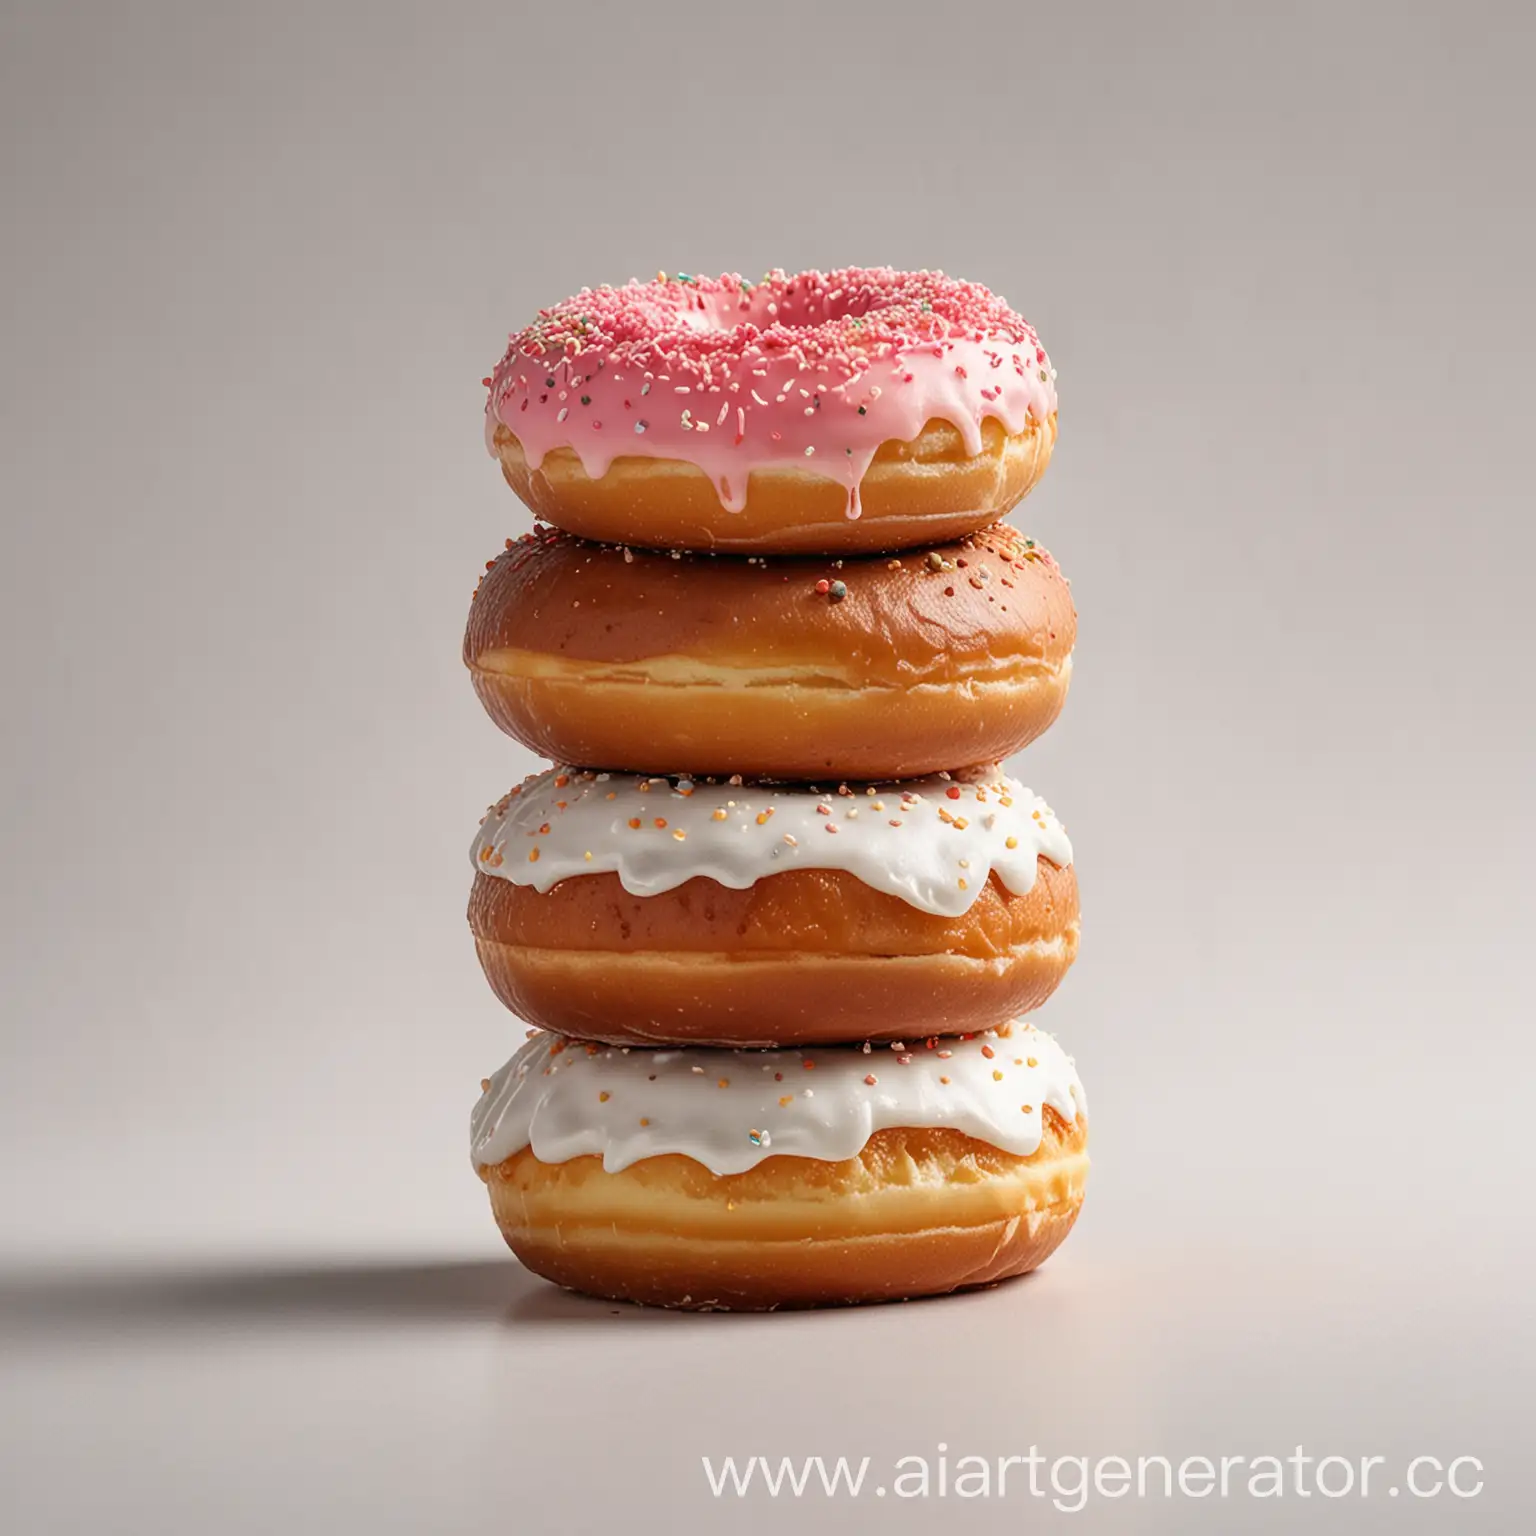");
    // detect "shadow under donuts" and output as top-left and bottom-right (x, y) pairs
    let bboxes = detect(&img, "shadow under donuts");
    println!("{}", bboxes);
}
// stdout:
(0, 1256), (537, 1338)
(0, 1252), (1044, 1342)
